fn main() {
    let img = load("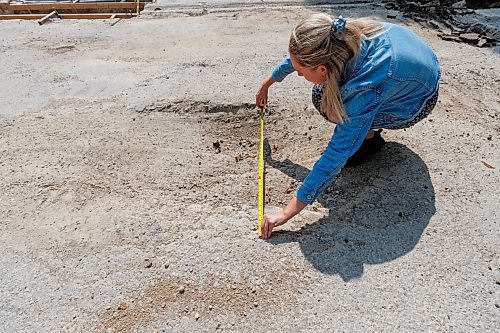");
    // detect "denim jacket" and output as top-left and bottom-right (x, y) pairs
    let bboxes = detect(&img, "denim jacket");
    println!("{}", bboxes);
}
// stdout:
(271, 23), (440, 204)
